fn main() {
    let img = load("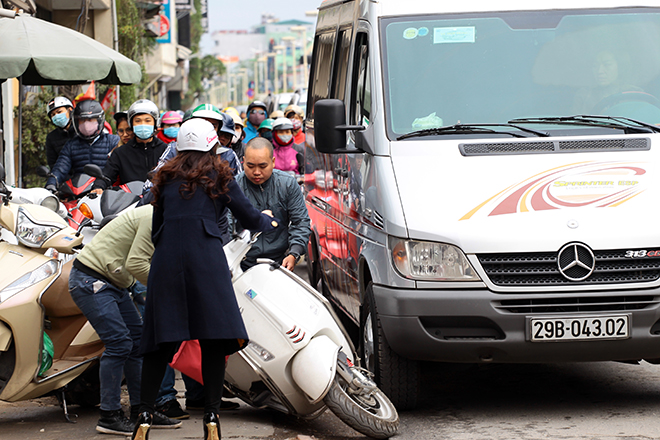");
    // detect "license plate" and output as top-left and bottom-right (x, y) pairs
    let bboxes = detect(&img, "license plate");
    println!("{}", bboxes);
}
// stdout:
(530, 315), (630, 342)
